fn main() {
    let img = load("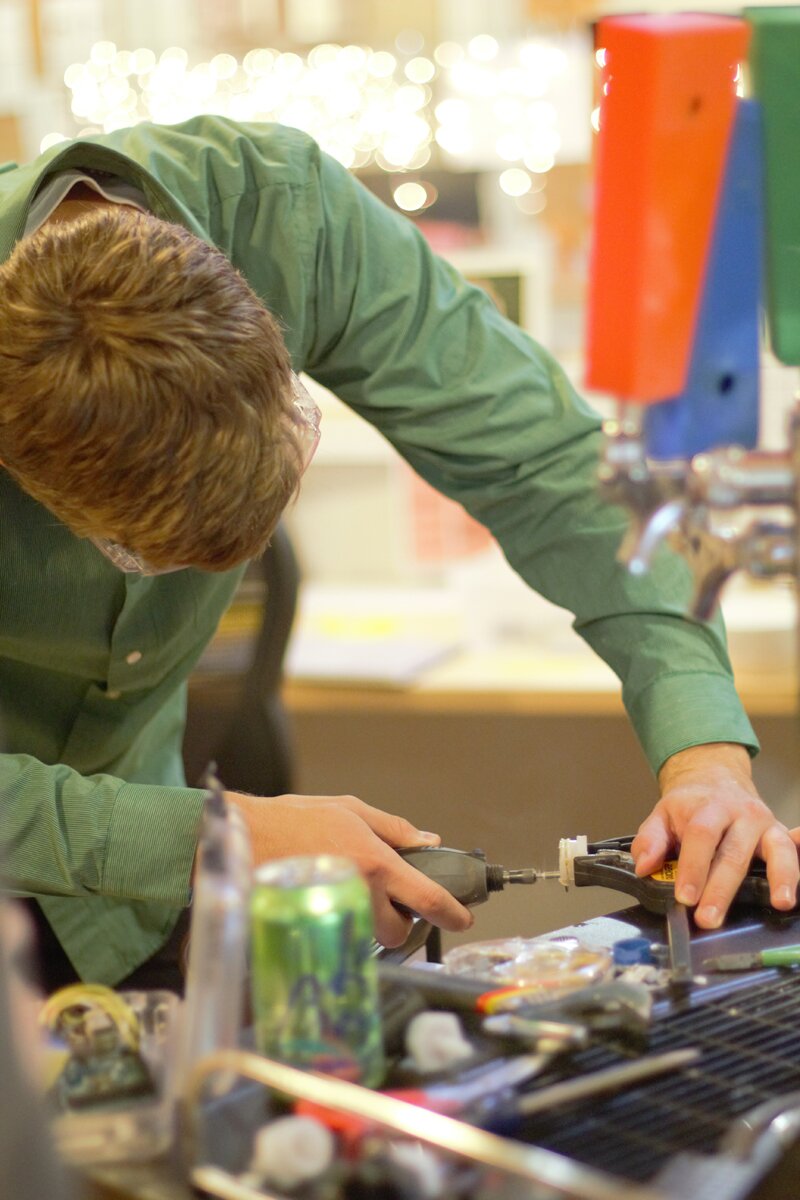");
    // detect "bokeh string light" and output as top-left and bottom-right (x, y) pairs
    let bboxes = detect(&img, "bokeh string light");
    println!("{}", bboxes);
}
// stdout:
(46, 35), (589, 214)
